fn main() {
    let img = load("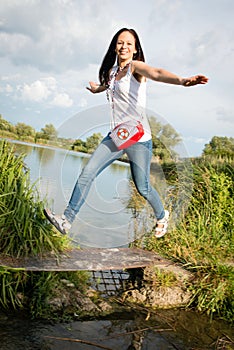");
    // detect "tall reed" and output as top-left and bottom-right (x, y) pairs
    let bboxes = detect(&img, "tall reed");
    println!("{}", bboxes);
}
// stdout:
(0, 140), (66, 257)
(0, 140), (74, 313)
(141, 161), (233, 322)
